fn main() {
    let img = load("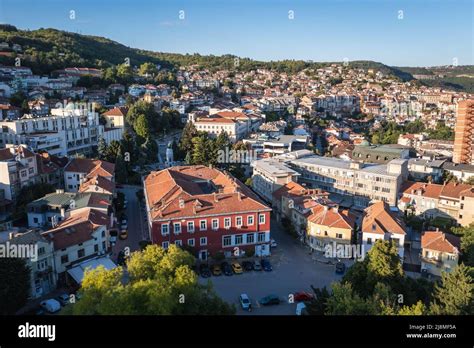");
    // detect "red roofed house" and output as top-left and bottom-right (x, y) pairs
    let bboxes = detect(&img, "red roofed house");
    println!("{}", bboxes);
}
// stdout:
(361, 201), (407, 259)
(64, 158), (115, 192)
(307, 204), (356, 252)
(144, 165), (272, 260)
(42, 208), (111, 285)
(421, 230), (460, 277)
